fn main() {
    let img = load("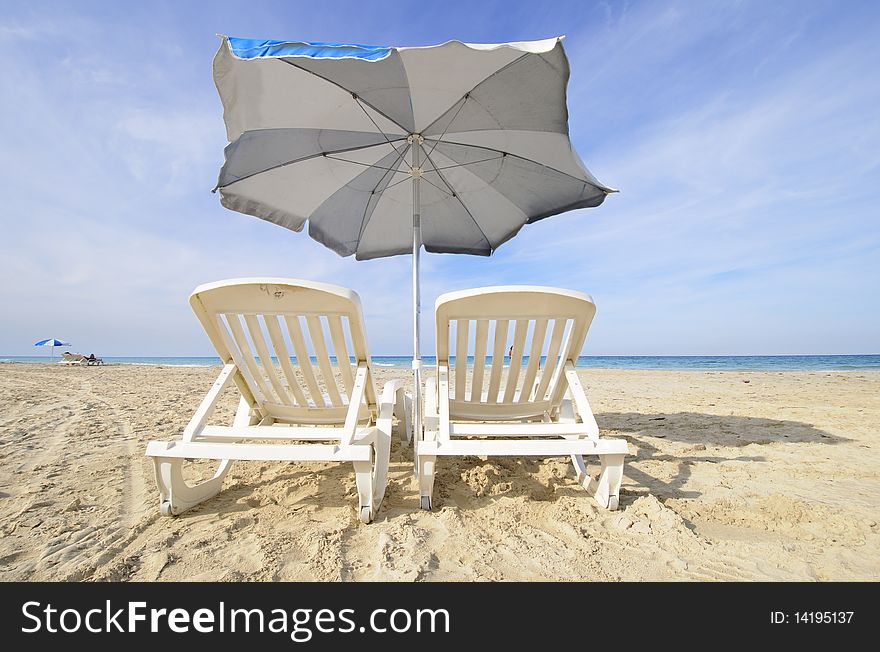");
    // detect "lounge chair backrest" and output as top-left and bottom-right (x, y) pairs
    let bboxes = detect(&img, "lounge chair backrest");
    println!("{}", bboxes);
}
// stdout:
(435, 286), (596, 420)
(190, 278), (377, 424)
